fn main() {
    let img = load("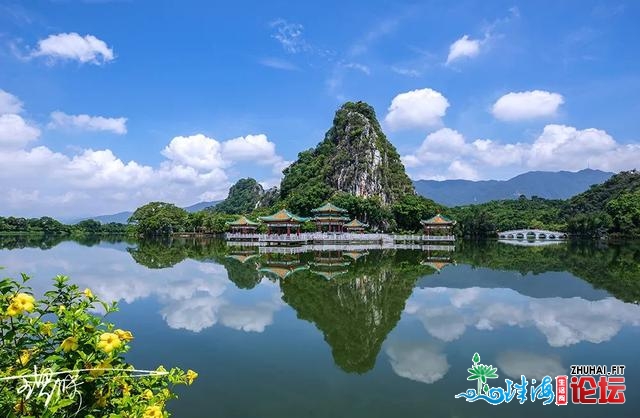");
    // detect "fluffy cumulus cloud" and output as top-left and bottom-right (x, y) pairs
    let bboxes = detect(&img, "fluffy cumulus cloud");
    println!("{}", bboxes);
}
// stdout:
(385, 342), (450, 384)
(384, 88), (450, 131)
(0, 114), (41, 148)
(496, 351), (566, 380)
(30, 33), (114, 64)
(48, 111), (127, 134)
(0, 92), (288, 218)
(492, 91), (565, 121)
(0, 89), (41, 149)
(446, 35), (481, 65)
(402, 125), (640, 180)
(404, 287), (640, 347)
(0, 89), (24, 114)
